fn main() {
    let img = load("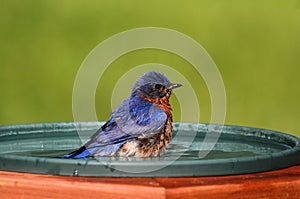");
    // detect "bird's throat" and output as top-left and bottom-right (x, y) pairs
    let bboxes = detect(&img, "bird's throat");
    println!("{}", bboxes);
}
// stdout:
(140, 94), (173, 119)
